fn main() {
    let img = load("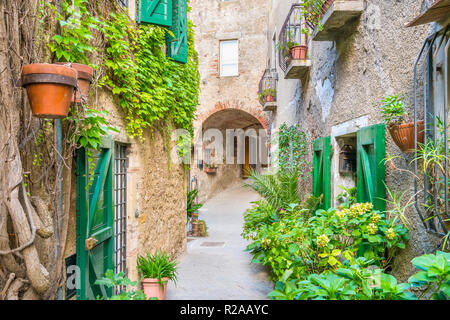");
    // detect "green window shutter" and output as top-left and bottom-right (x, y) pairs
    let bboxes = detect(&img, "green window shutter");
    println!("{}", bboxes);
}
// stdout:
(76, 137), (114, 300)
(356, 124), (386, 211)
(138, 0), (173, 27)
(166, 0), (188, 63)
(313, 136), (332, 210)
